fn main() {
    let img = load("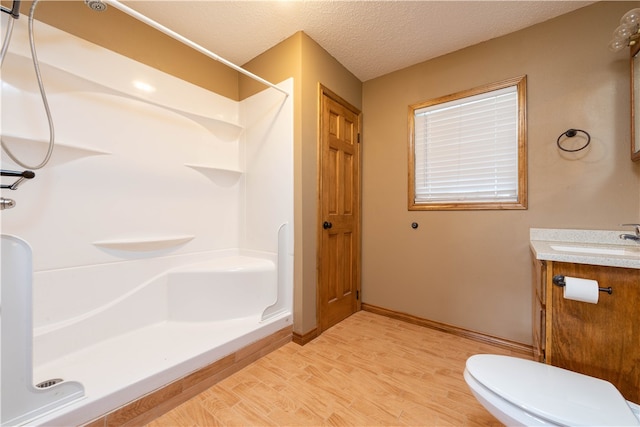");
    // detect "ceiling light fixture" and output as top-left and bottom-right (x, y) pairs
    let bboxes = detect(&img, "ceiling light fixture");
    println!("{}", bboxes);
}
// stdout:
(609, 8), (640, 51)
